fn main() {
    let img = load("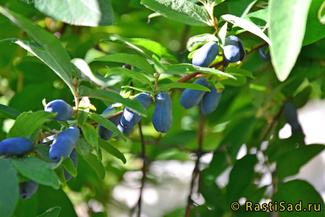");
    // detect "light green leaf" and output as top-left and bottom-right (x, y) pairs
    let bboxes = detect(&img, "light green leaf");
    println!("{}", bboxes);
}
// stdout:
(11, 157), (60, 189)
(0, 104), (20, 119)
(0, 159), (19, 217)
(221, 14), (270, 45)
(140, 0), (211, 27)
(90, 112), (127, 142)
(8, 111), (56, 138)
(107, 67), (154, 89)
(158, 82), (211, 91)
(81, 152), (105, 179)
(165, 63), (236, 79)
(72, 58), (107, 87)
(23, 0), (114, 26)
(98, 138), (127, 164)
(269, 0), (312, 81)
(75, 138), (92, 157)
(36, 207), (61, 217)
(0, 8), (75, 94)
(62, 157), (77, 177)
(95, 53), (156, 75)
(80, 123), (98, 147)
(318, 0), (325, 24)
(186, 33), (218, 52)
(79, 86), (147, 116)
